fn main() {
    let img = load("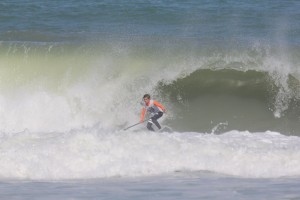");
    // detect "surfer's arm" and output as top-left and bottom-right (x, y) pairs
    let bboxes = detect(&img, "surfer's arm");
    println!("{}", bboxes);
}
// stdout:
(140, 108), (146, 122)
(154, 101), (166, 112)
